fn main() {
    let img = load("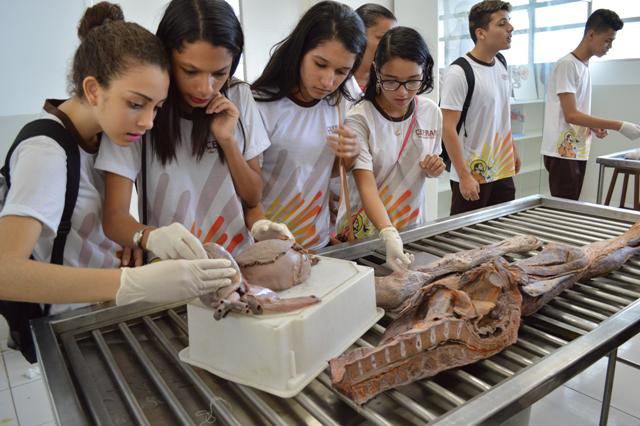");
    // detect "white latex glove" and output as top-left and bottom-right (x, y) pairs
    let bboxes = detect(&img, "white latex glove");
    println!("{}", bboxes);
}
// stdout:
(618, 121), (640, 140)
(379, 226), (414, 272)
(251, 219), (294, 241)
(116, 259), (237, 305)
(145, 223), (207, 260)
(625, 148), (640, 160)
